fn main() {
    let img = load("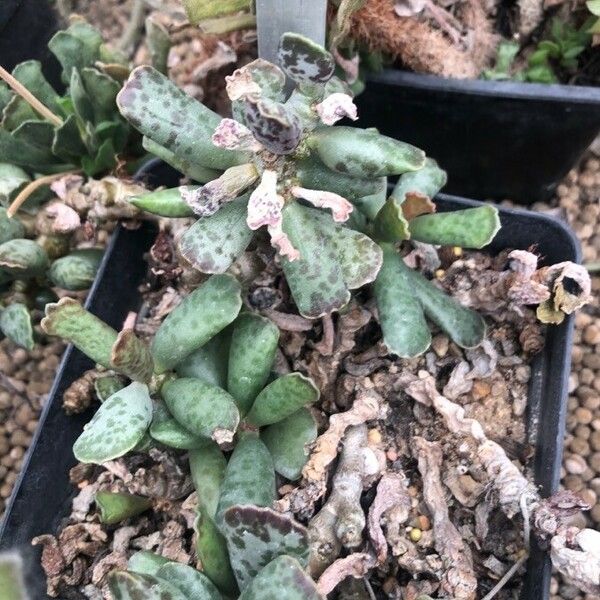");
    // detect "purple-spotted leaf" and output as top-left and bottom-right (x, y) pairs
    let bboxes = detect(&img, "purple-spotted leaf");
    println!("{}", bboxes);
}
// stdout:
(222, 506), (310, 591)
(110, 330), (154, 383)
(73, 382), (153, 464)
(390, 157), (447, 203)
(280, 203), (349, 318)
(156, 563), (223, 600)
(151, 274), (242, 373)
(95, 491), (152, 525)
(242, 59), (286, 101)
(117, 66), (247, 170)
(408, 205), (501, 249)
(278, 33), (335, 84)
(238, 555), (322, 600)
(0, 239), (48, 277)
(242, 96), (301, 155)
(308, 126), (425, 178)
(375, 245), (431, 358)
(149, 402), (206, 450)
(0, 303), (33, 350)
(41, 298), (118, 368)
(161, 378), (240, 444)
(108, 571), (186, 600)
(246, 373), (319, 427)
(372, 197), (411, 243)
(178, 196), (253, 275)
(227, 313), (279, 415)
(195, 510), (238, 597)
(261, 408), (317, 480)
(189, 440), (227, 517)
(215, 432), (276, 525)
